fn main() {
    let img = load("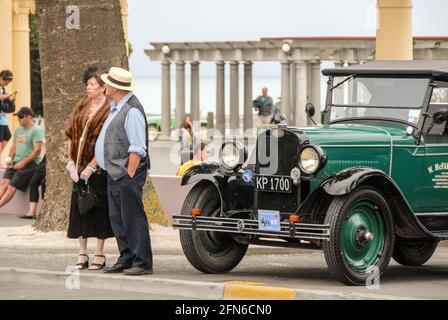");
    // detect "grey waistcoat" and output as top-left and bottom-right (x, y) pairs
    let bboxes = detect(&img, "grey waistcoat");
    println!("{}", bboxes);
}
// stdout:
(104, 95), (150, 181)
